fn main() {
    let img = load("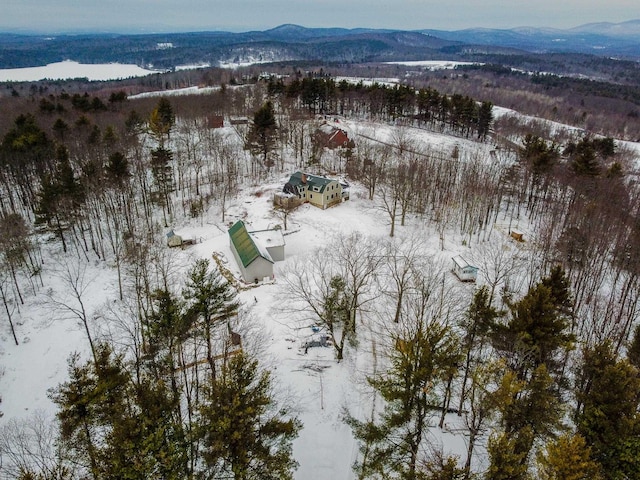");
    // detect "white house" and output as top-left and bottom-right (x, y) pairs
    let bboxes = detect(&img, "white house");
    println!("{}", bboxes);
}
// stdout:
(452, 255), (478, 282)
